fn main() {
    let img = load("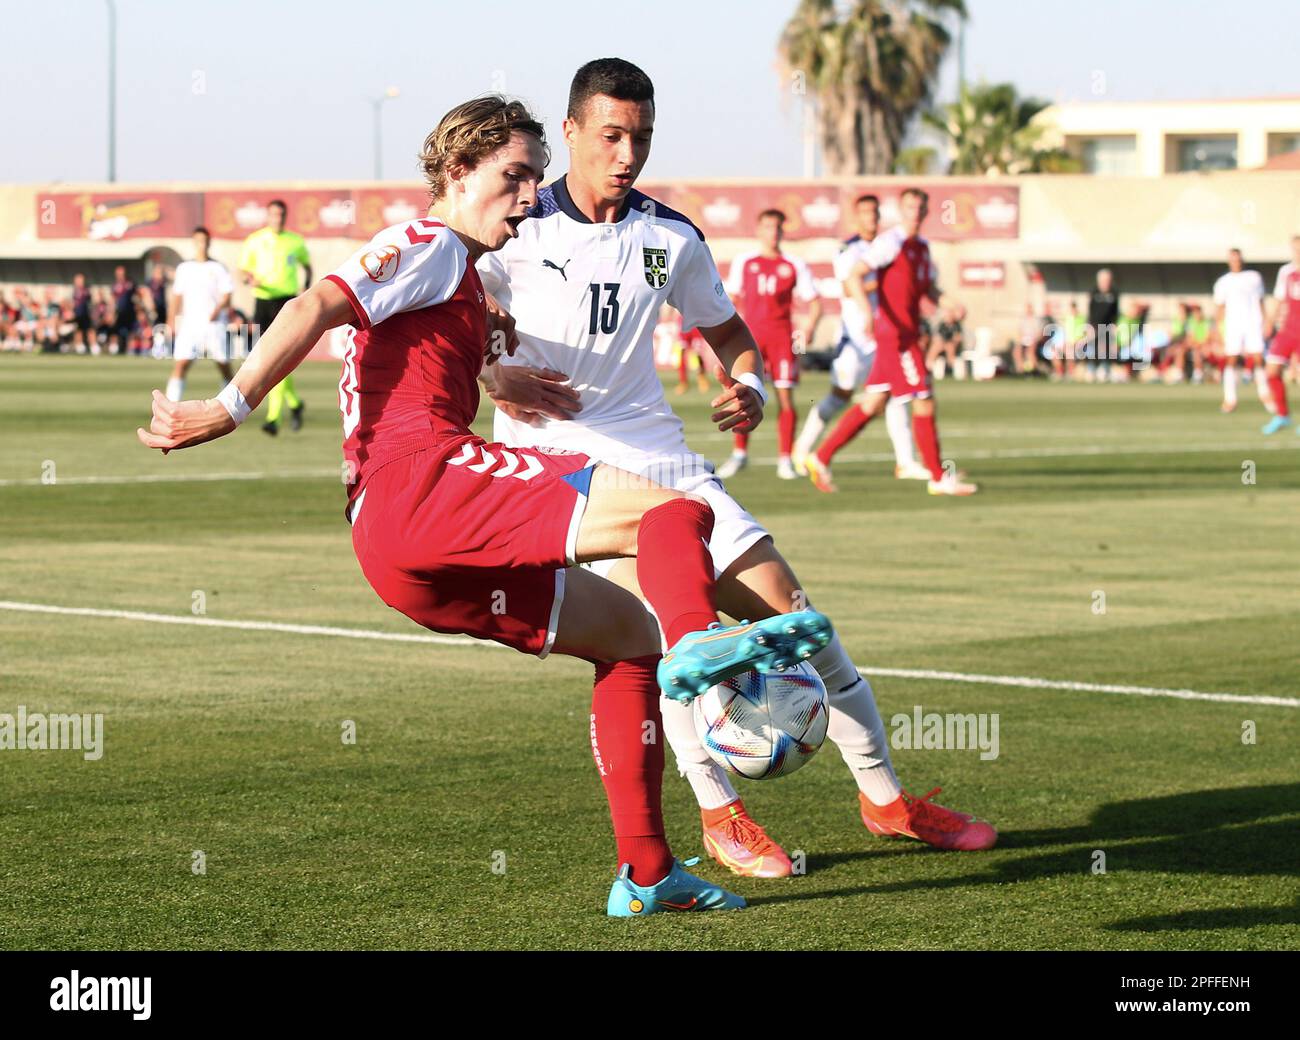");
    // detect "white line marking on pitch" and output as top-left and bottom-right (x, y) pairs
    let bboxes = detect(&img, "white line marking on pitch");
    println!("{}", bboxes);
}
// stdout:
(2, 600), (1294, 709)
(0, 469), (338, 488)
